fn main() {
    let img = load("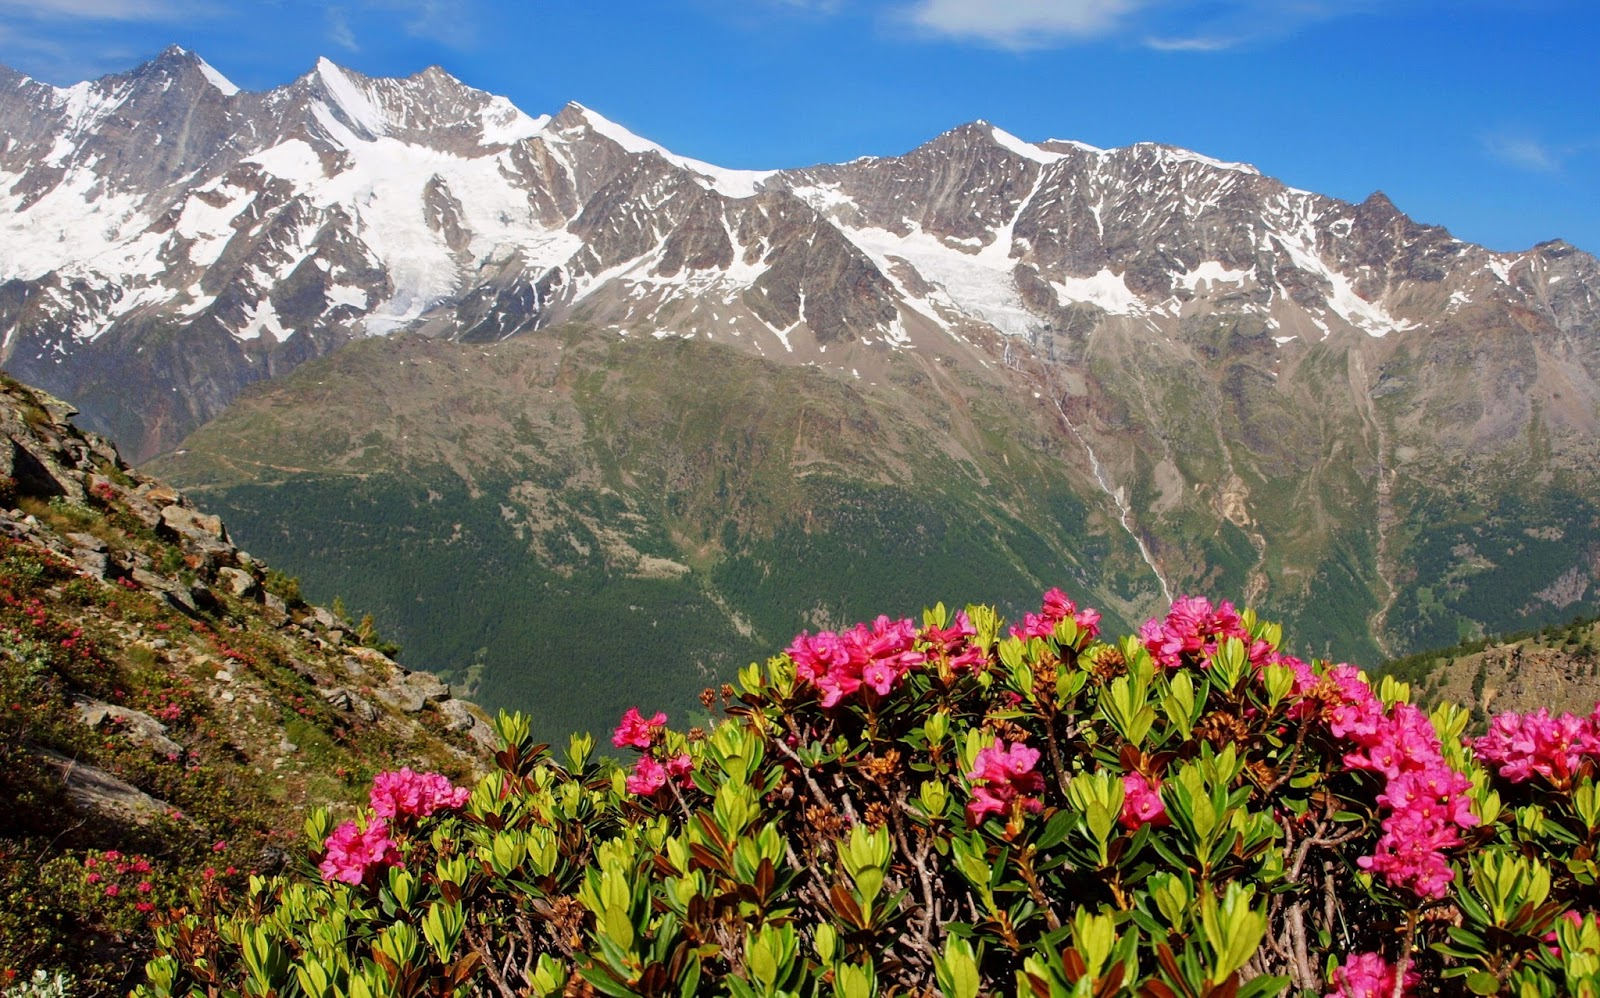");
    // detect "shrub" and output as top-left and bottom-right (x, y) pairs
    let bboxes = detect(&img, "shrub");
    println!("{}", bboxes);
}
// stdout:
(137, 590), (1600, 997)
